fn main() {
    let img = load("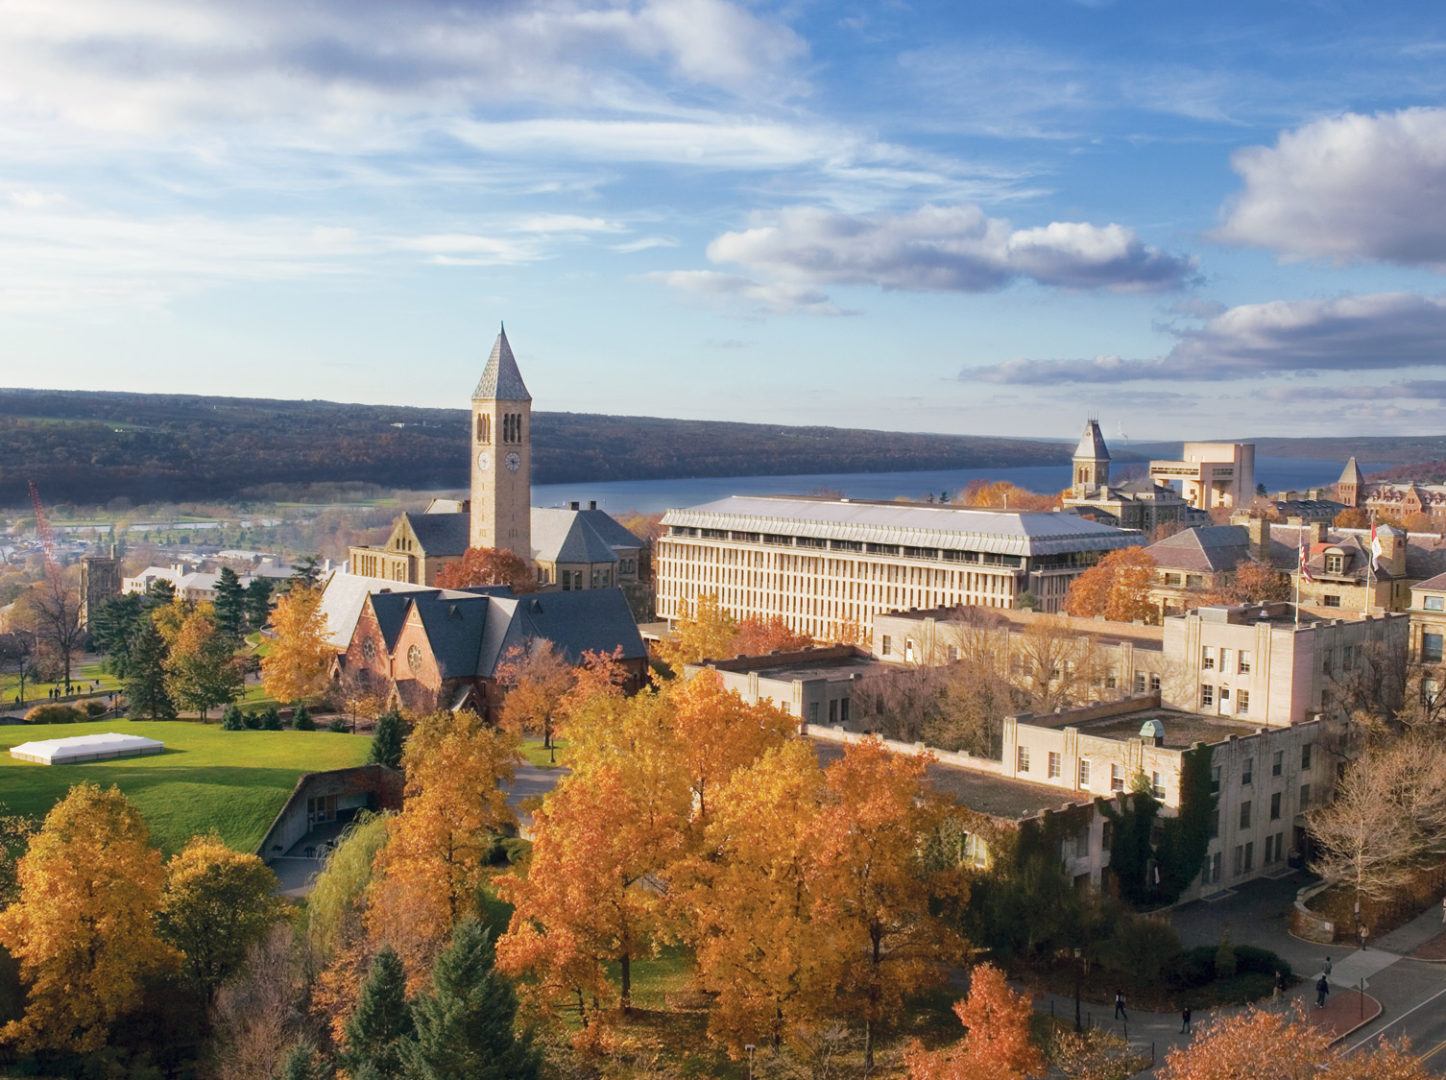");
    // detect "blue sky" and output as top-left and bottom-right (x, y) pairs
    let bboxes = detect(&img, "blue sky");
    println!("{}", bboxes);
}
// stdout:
(4, 0), (1446, 439)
